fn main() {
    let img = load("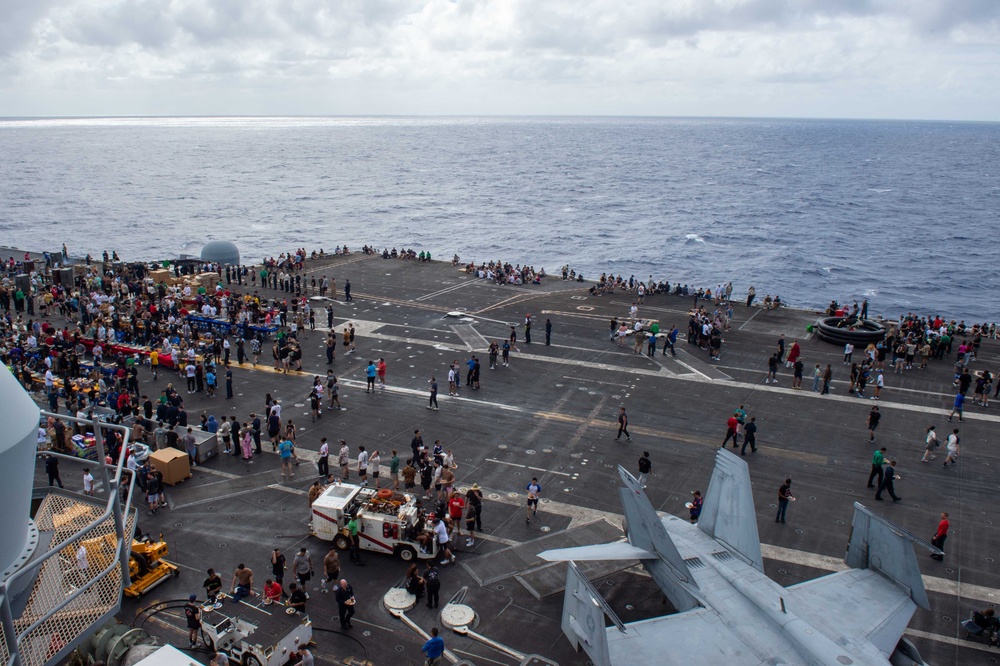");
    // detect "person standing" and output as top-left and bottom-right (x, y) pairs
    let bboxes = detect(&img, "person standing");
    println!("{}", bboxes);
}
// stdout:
(776, 334), (786, 364)
(334, 579), (356, 628)
(428, 376), (439, 410)
(82, 467), (95, 496)
(740, 416), (758, 455)
(866, 406), (881, 442)
(339, 440), (350, 480)
(545, 319), (552, 345)
(45, 455), (63, 488)
(875, 459), (901, 502)
(343, 280), (352, 302)
(251, 413), (262, 454)
(279, 438), (295, 478)
(321, 547), (340, 593)
(271, 548), (286, 589)
(184, 594), (202, 648)
(225, 365), (233, 399)
(434, 516), (456, 564)
(746, 286), (756, 308)
(766, 354), (778, 383)
(219, 416), (232, 454)
(357, 446), (369, 485)
(930, 512), (949, 560)
(867, 447), (887, 488)
(365, 361), (376, 393)
(688, 490), (703, 523)
(843, 342), (854, 365)
(872, 369), (884, 400)
(523, 314), (532, 344)
(326, 333), (336, 364)
(390, 450), (401, 490)
(525, 477), (542, 523)
(811, 364), (822, 392)
(369, 450), (381, 488)
(347, 512), (364, 565)
(637, 451), (651, 489)
(465, 484), (483, 544)
(424, 562), (440, 609)
(943, 429), (960, 467)
(615, 406), (631, 441)
(317, 437), (330, 478)
(377, 358), (387, 390)
(292, 547), (313, 591)
(775, 478), (793, 524)
(821, 364), (833, 394)
(664, 325), (678, 357)
(422, 627), (445, 666)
